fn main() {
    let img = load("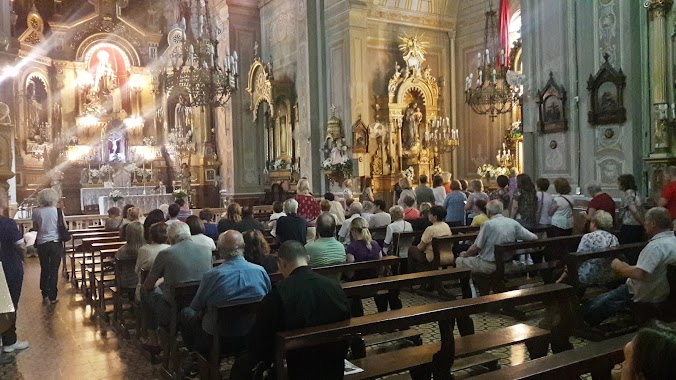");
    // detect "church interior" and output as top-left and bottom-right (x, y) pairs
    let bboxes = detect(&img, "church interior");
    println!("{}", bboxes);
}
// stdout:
(0, 0), (676, 379)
